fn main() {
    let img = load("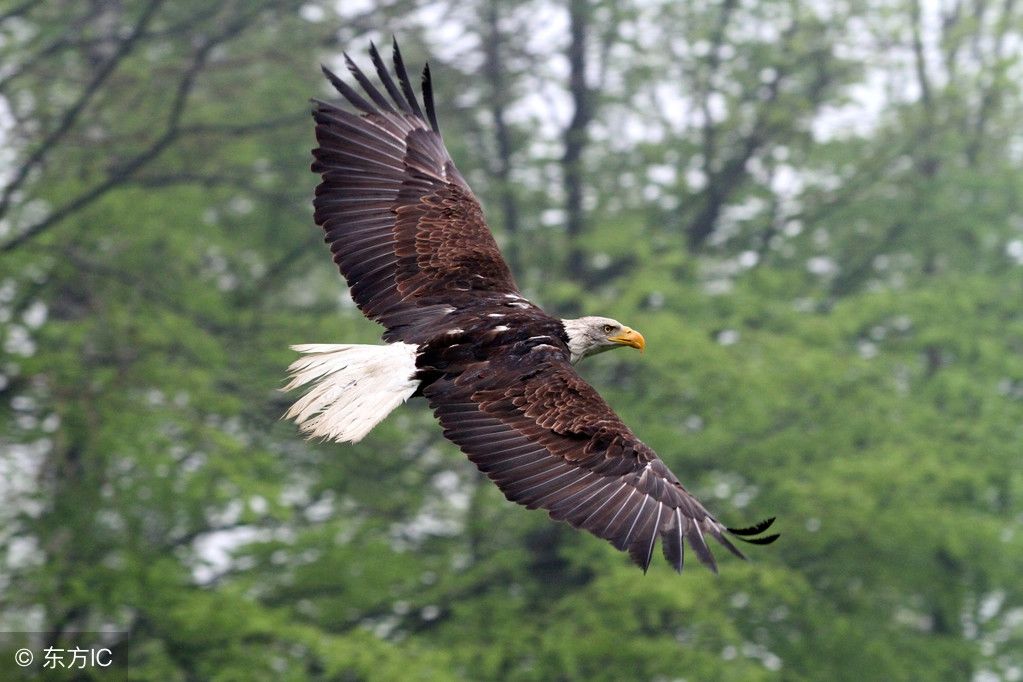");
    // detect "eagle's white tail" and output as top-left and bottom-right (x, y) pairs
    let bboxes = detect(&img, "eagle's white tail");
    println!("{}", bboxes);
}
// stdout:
(283, 342), (419, 443)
